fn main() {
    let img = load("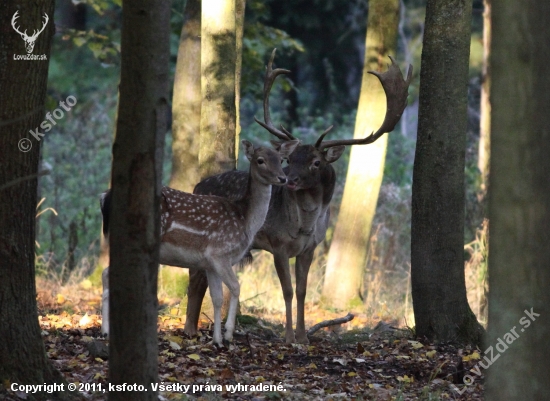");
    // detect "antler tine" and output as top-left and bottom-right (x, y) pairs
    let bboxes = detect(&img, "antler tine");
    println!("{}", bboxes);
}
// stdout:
(11, 11), (25, 36)
(314, 125), (334, 148)
(317, 56), (412, 150)
(254, 48), (295, 141)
